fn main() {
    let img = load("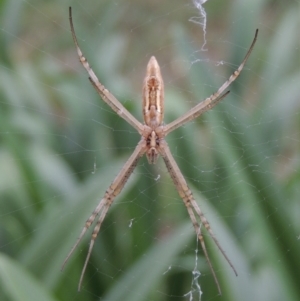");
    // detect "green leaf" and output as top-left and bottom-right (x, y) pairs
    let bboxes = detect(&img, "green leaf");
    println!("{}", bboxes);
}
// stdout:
(0, 253), (58, 301)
